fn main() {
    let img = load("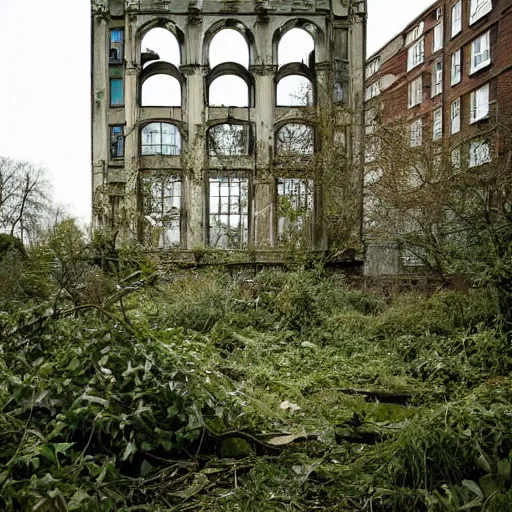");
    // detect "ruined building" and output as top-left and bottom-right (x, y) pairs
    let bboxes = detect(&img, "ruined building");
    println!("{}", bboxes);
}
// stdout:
(91, 0), (366, 258)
